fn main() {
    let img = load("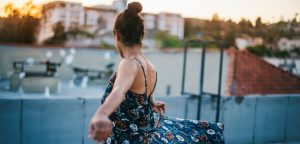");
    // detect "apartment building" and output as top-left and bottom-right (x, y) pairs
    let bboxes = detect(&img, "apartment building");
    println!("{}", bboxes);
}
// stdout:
(38, 1), (85, 43)
(38, 0), (185, 46)
(157, 12), (185, 39)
